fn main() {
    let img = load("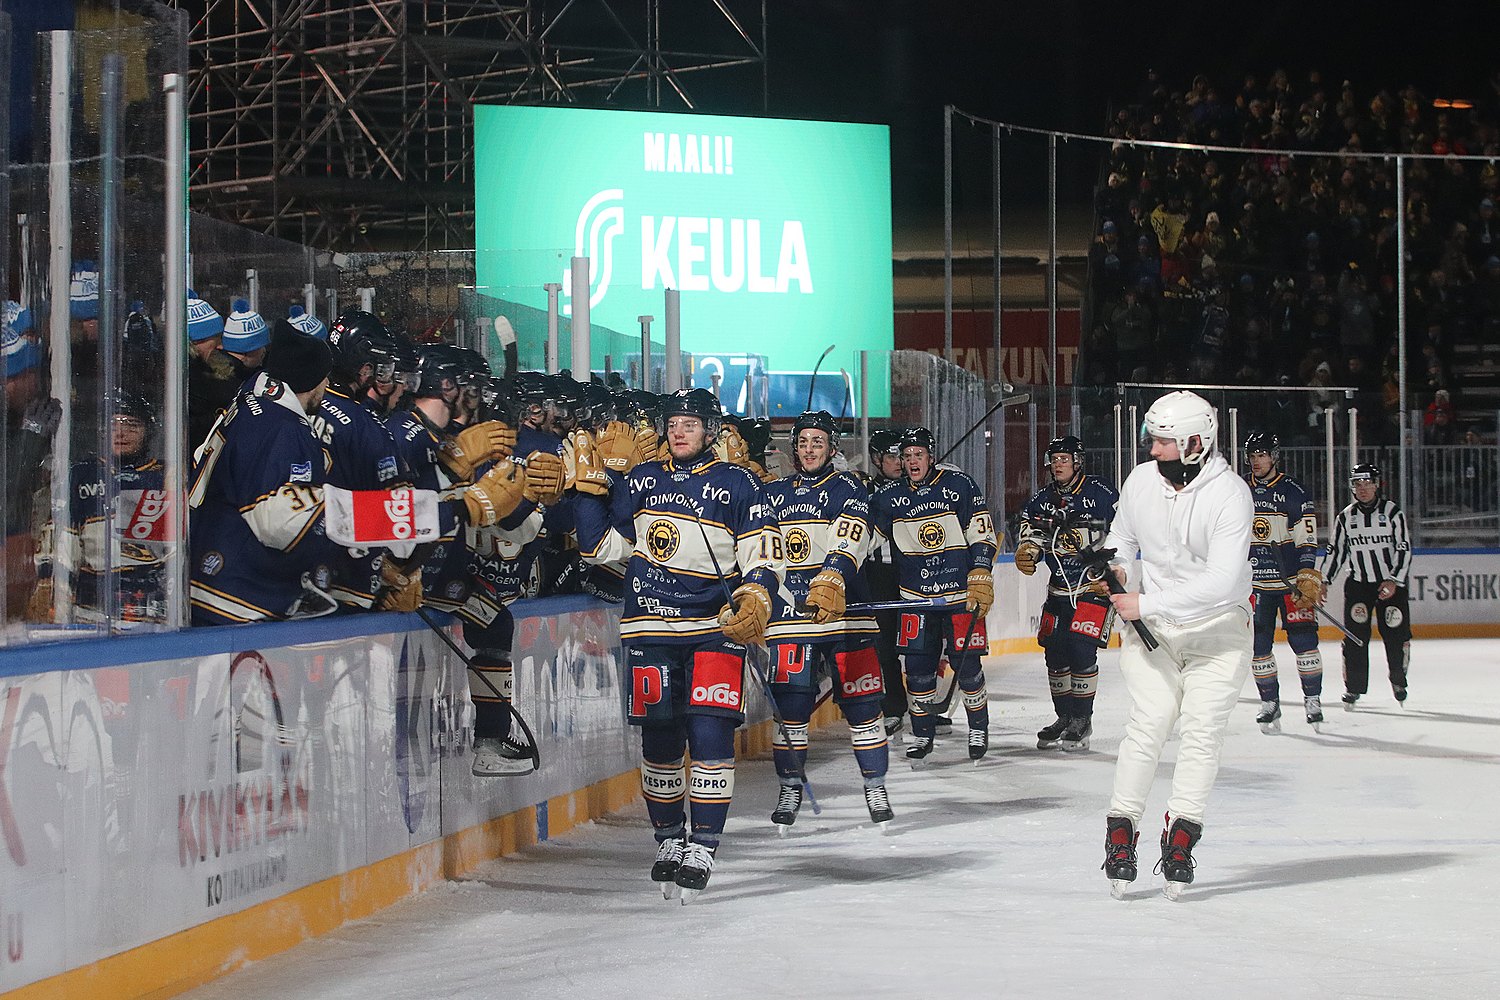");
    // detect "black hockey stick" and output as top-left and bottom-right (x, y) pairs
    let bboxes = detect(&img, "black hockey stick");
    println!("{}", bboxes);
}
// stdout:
(693, 516), (822, 815)
(1271, 548), (1363, 647)
(807, 344), (837, 413)
(798, 596), (965, 616)
(415, 606), (542, 771)
(936, 386), (1033, 465)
